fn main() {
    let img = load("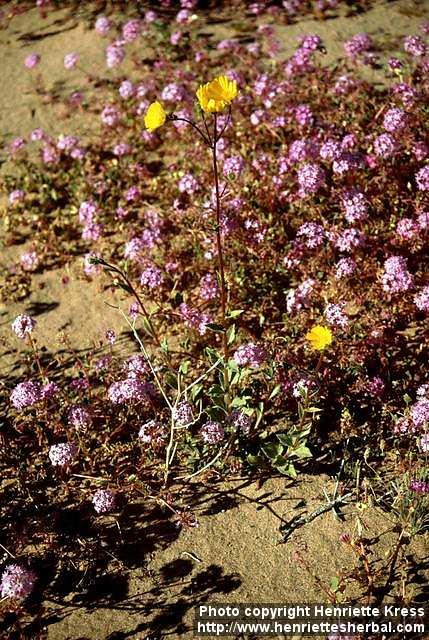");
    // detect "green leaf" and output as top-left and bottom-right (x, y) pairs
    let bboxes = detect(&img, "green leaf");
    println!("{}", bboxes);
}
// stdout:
(190, 383), (203, 401)
(247, 454), (265, 466)
(276, 462), (297, 479)
(164, 374), (178, 391)
(116, 282), (134, 295)
(227, 309), (244, 319)
(293, 445), (312, 459)
(141, 316), (153, 336)
(268, 384), (281, 400)
(209, 384), (224, 397)
(206, 323), (225, 333)
(254, 401), (264, 428)
(273, 455), (288, 467)
(231, 395), (247, 408)
(262, 442), (283, 459)
(205, 347), (221, 364)
(230, 371), (241, 386)
(330, 576), (340, 591)
(179, 360), (190, 375)
(226, 324), (236, 345)
(227, 358), (238, 371)
(207, 405), (227, 419)
(298, 425), (312, 439)
(277, 433), (293, 447)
